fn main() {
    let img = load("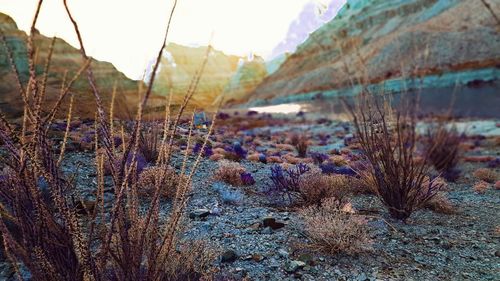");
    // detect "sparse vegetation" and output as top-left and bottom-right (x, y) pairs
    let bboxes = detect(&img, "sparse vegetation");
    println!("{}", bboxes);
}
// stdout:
(213, 160), (246, 186)
(291, 133), (309, 158)
(345, 93), (445, 220)
(298, 198), (371, 255)
(267, 163), (310, 204)
(473, 168), (498, 183)
(0, 0), (218, 279)
(424, 124), (462, 181)
(298, 168), (352, 207)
